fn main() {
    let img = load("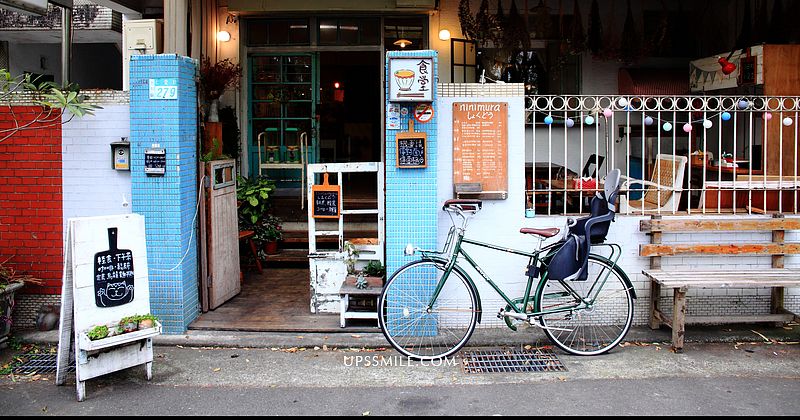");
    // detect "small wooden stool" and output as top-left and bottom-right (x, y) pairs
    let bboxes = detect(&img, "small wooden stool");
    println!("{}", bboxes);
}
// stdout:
(339, 276), (382, 328)
(238, 230), (262, 273)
